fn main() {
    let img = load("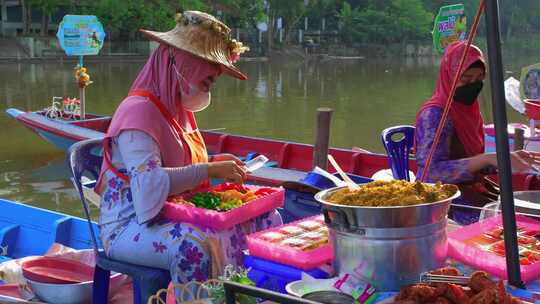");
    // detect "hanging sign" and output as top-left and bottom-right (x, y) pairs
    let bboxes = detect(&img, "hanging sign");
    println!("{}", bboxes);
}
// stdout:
(56, 15), (106, 56)
(432, 4), (467, 54)
(521, 63), (540, 99)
